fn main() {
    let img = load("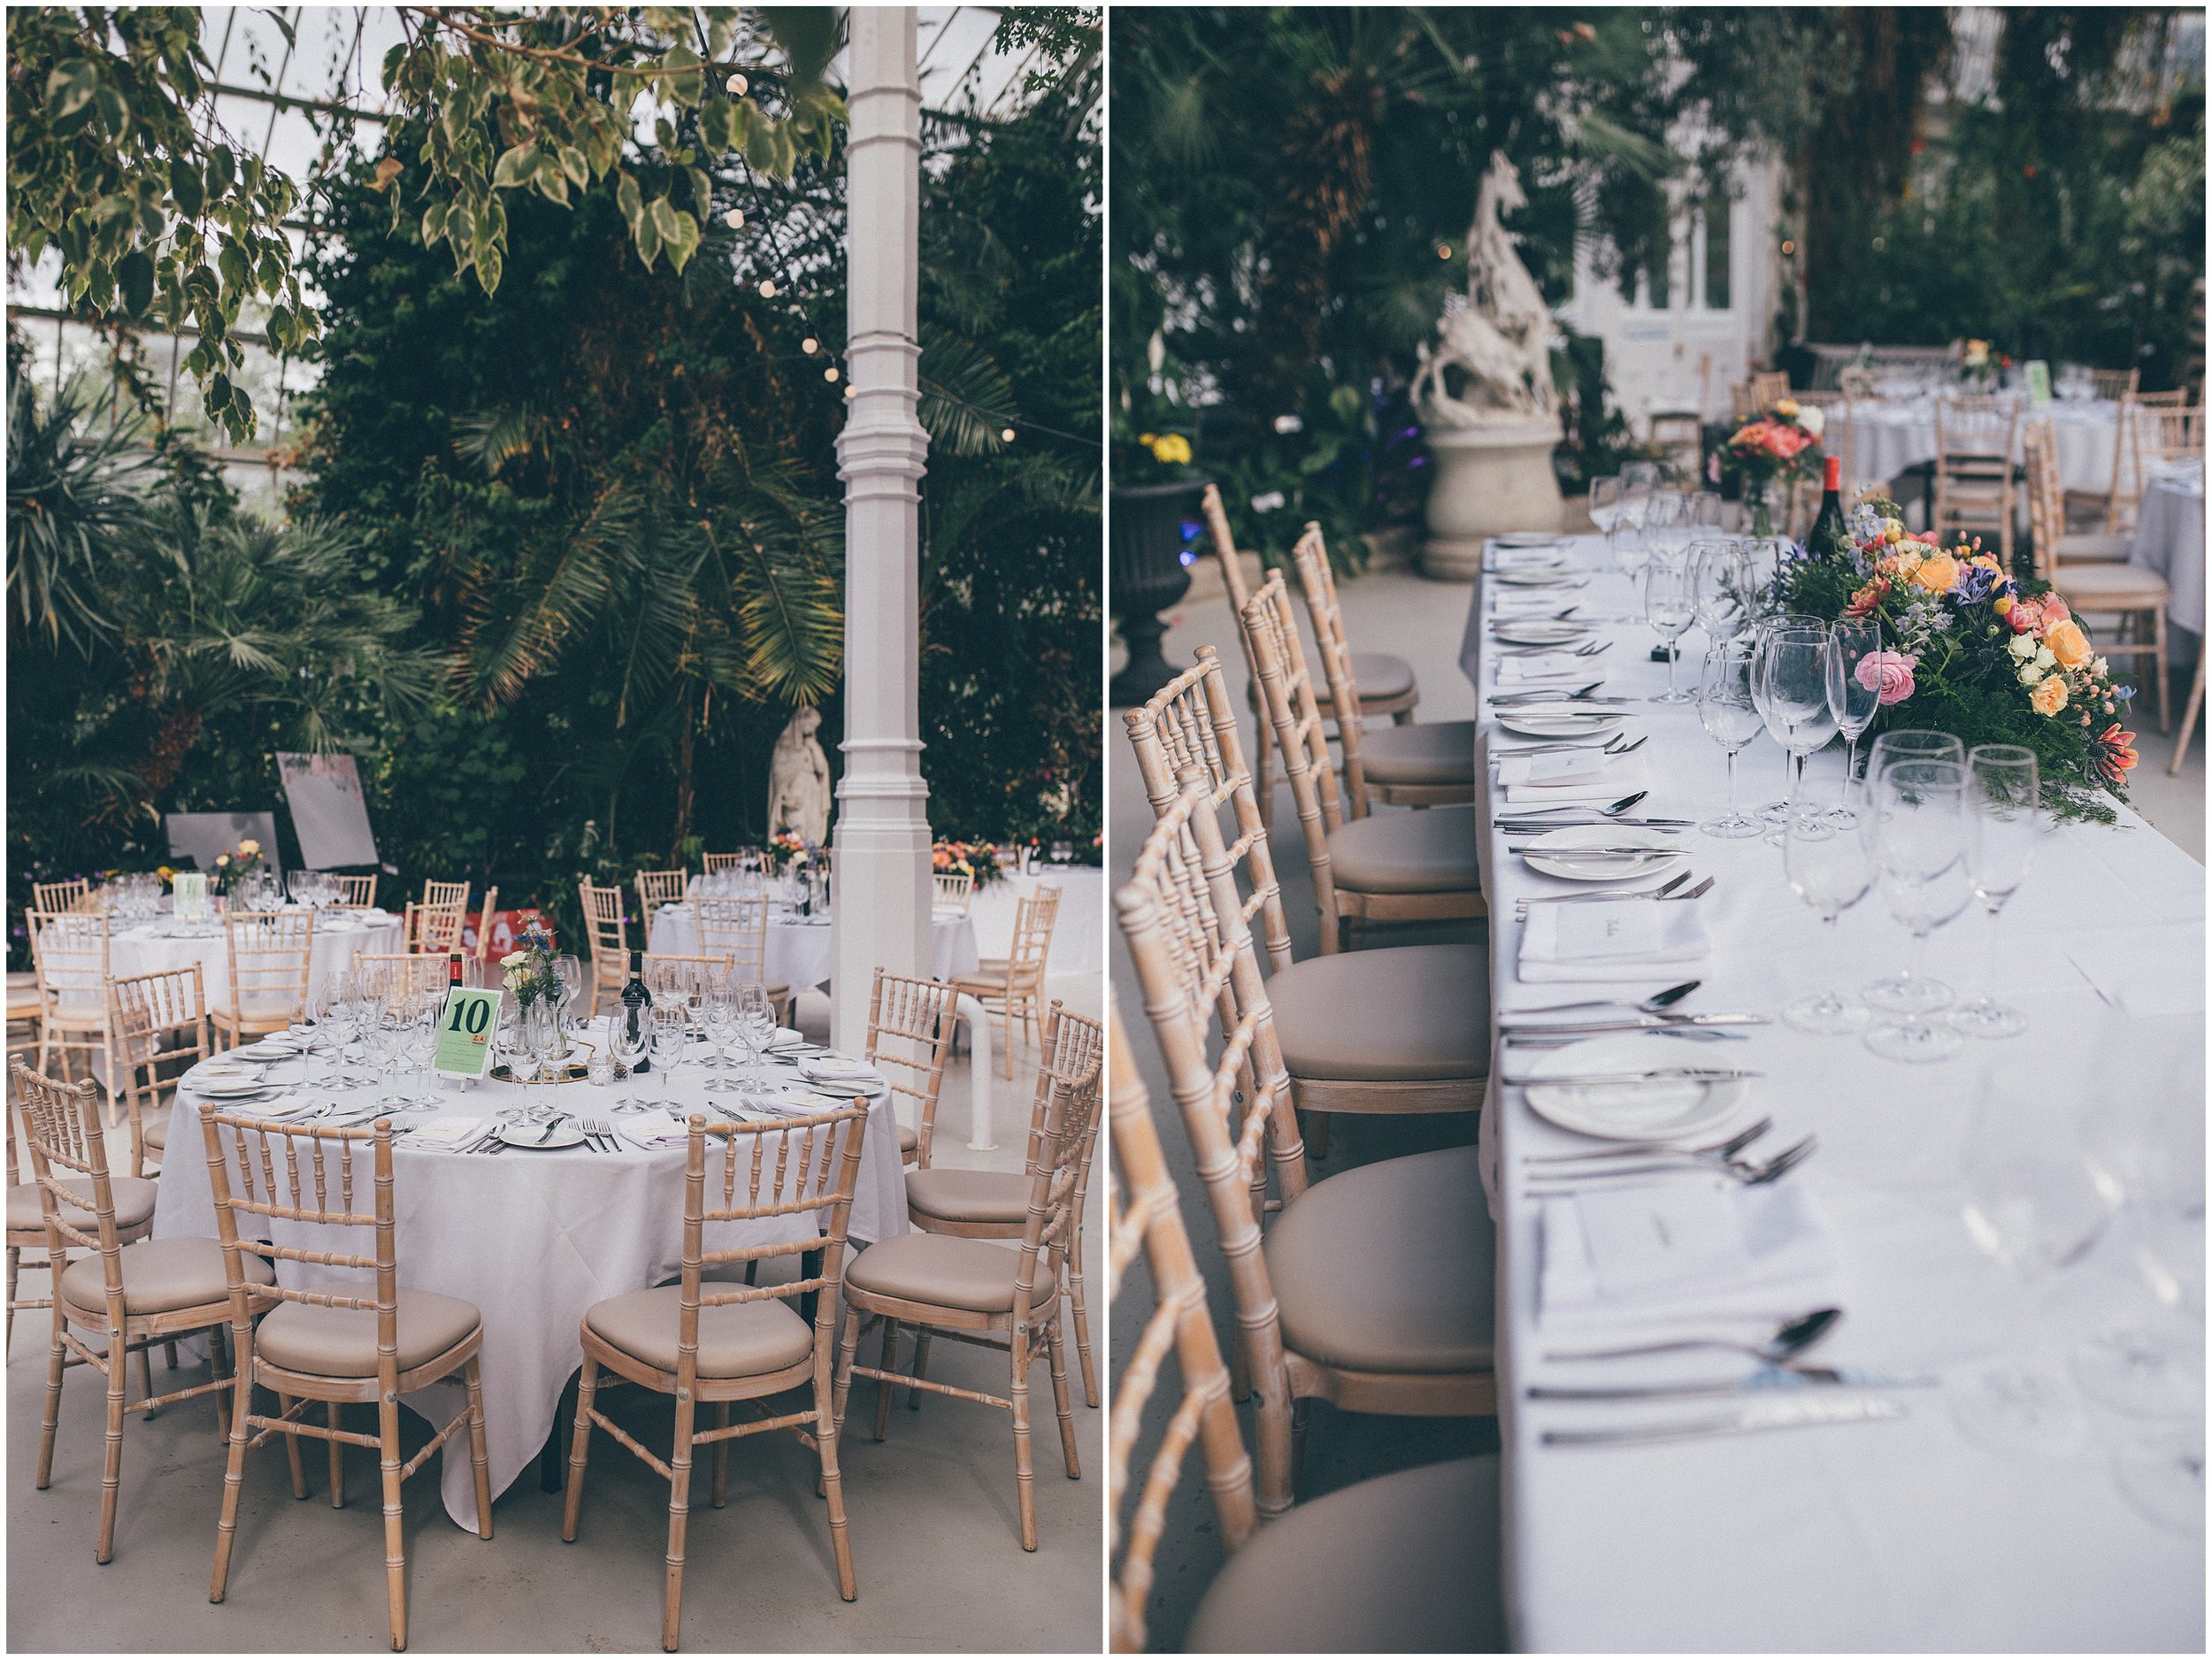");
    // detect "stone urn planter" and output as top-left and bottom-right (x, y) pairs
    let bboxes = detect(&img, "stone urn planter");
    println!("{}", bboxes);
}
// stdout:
(1417, 419), (1564, 580)
(1109, 477), (1205, 706)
